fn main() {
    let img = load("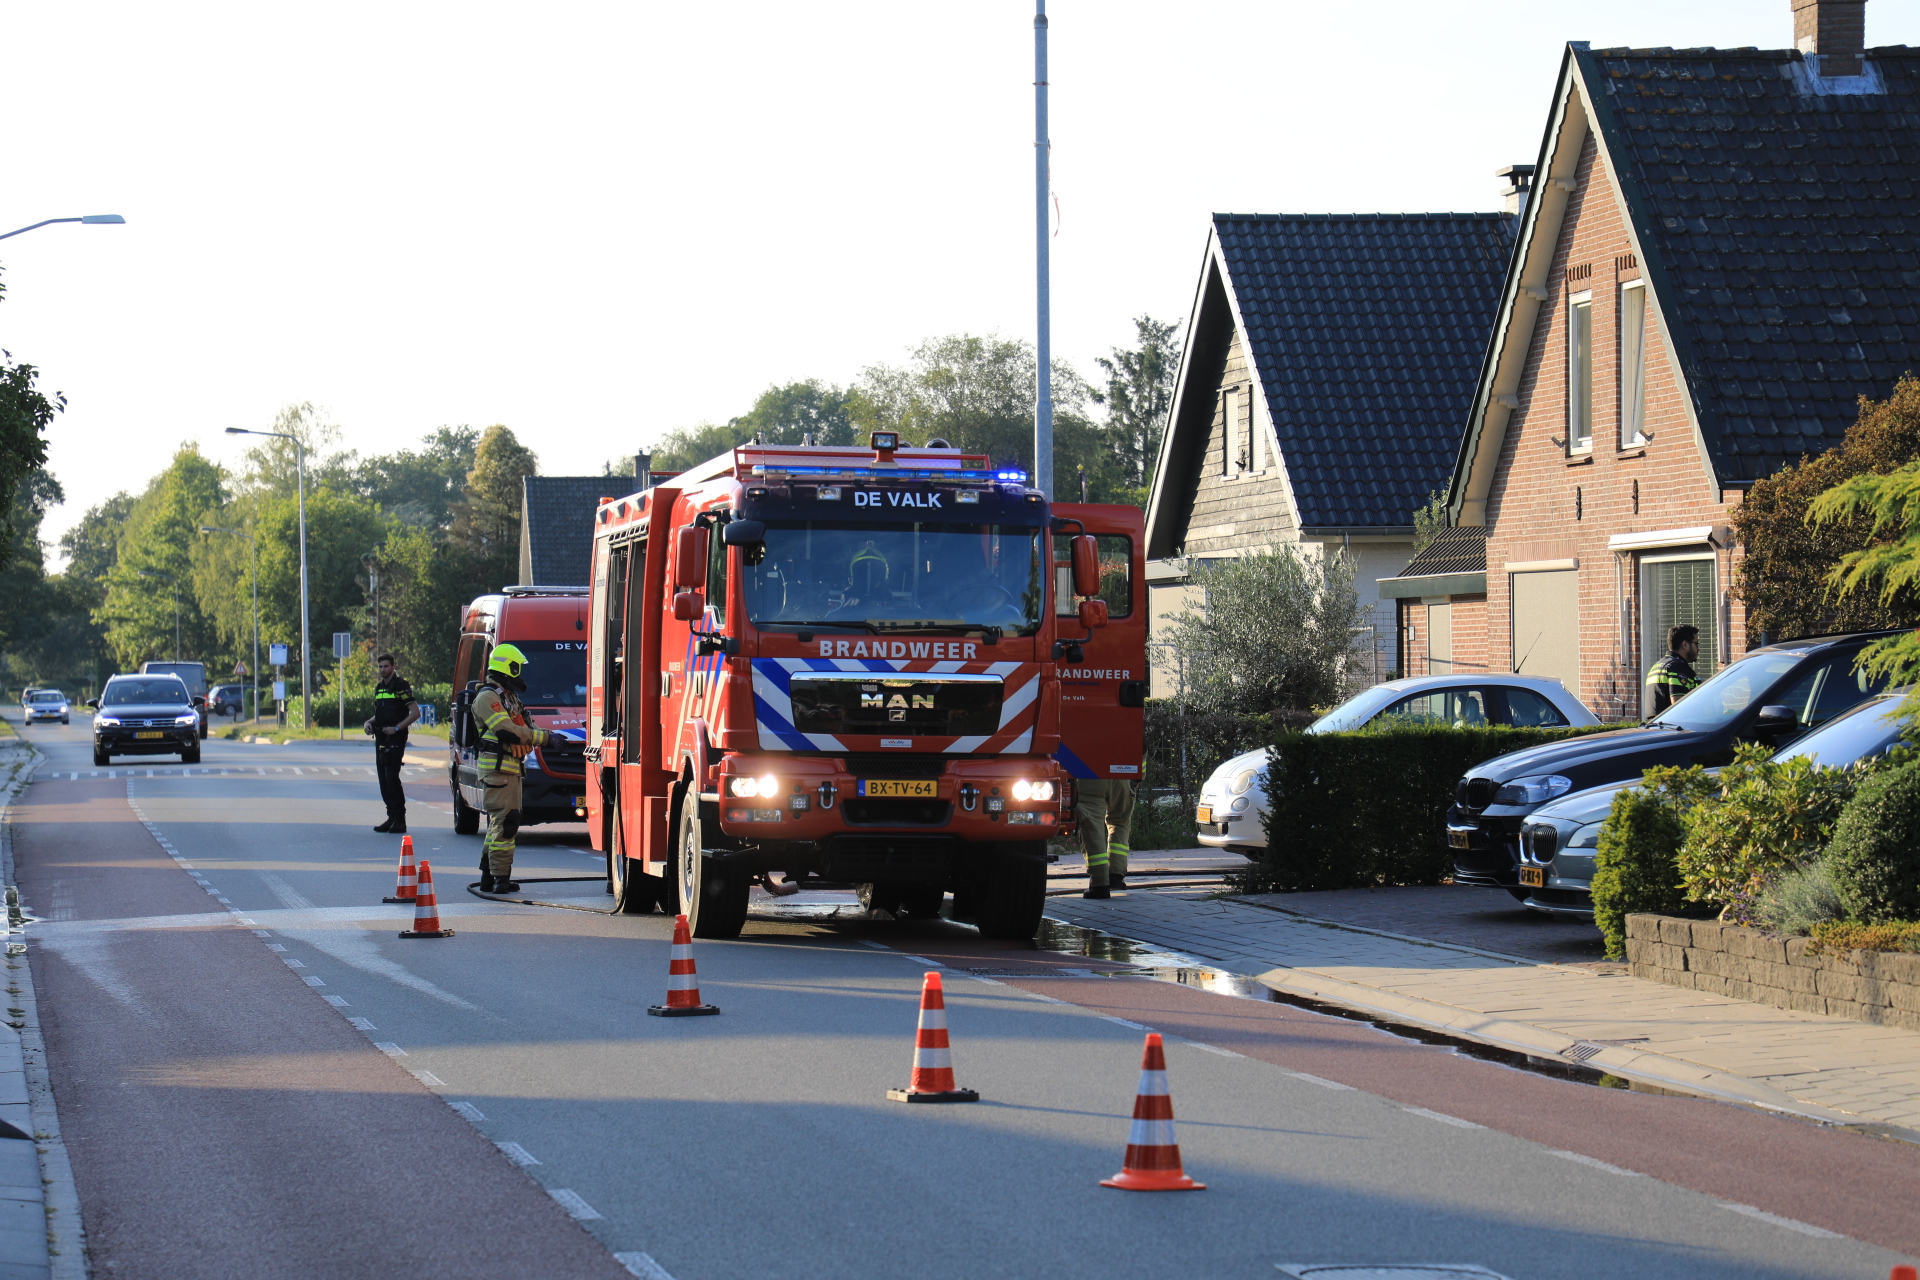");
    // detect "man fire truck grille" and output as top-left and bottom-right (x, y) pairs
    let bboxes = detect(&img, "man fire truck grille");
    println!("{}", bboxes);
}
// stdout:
(788, 675), (1003, 737)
